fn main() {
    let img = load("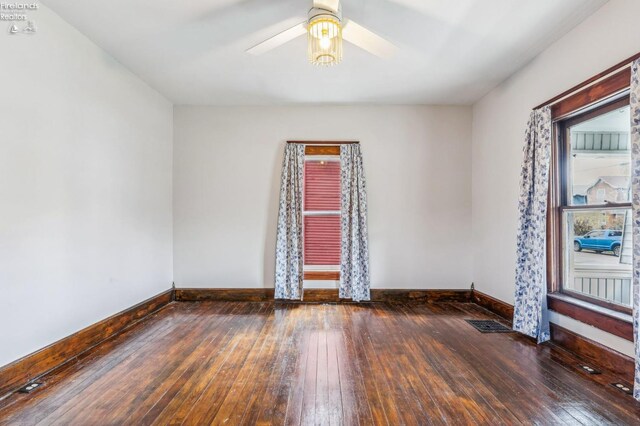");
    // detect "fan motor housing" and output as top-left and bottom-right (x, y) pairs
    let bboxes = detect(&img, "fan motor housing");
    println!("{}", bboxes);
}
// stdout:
(308, 5), (342, 23)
